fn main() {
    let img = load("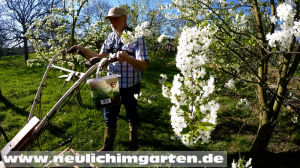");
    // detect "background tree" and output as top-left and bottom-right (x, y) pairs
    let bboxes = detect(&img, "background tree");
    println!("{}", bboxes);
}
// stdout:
(0, 15), (9, 57)
(26, 0), (112, 68)
(1, 0), (59, 62)
(79, 0), (112, 52)
(121, 0), (181, 60)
